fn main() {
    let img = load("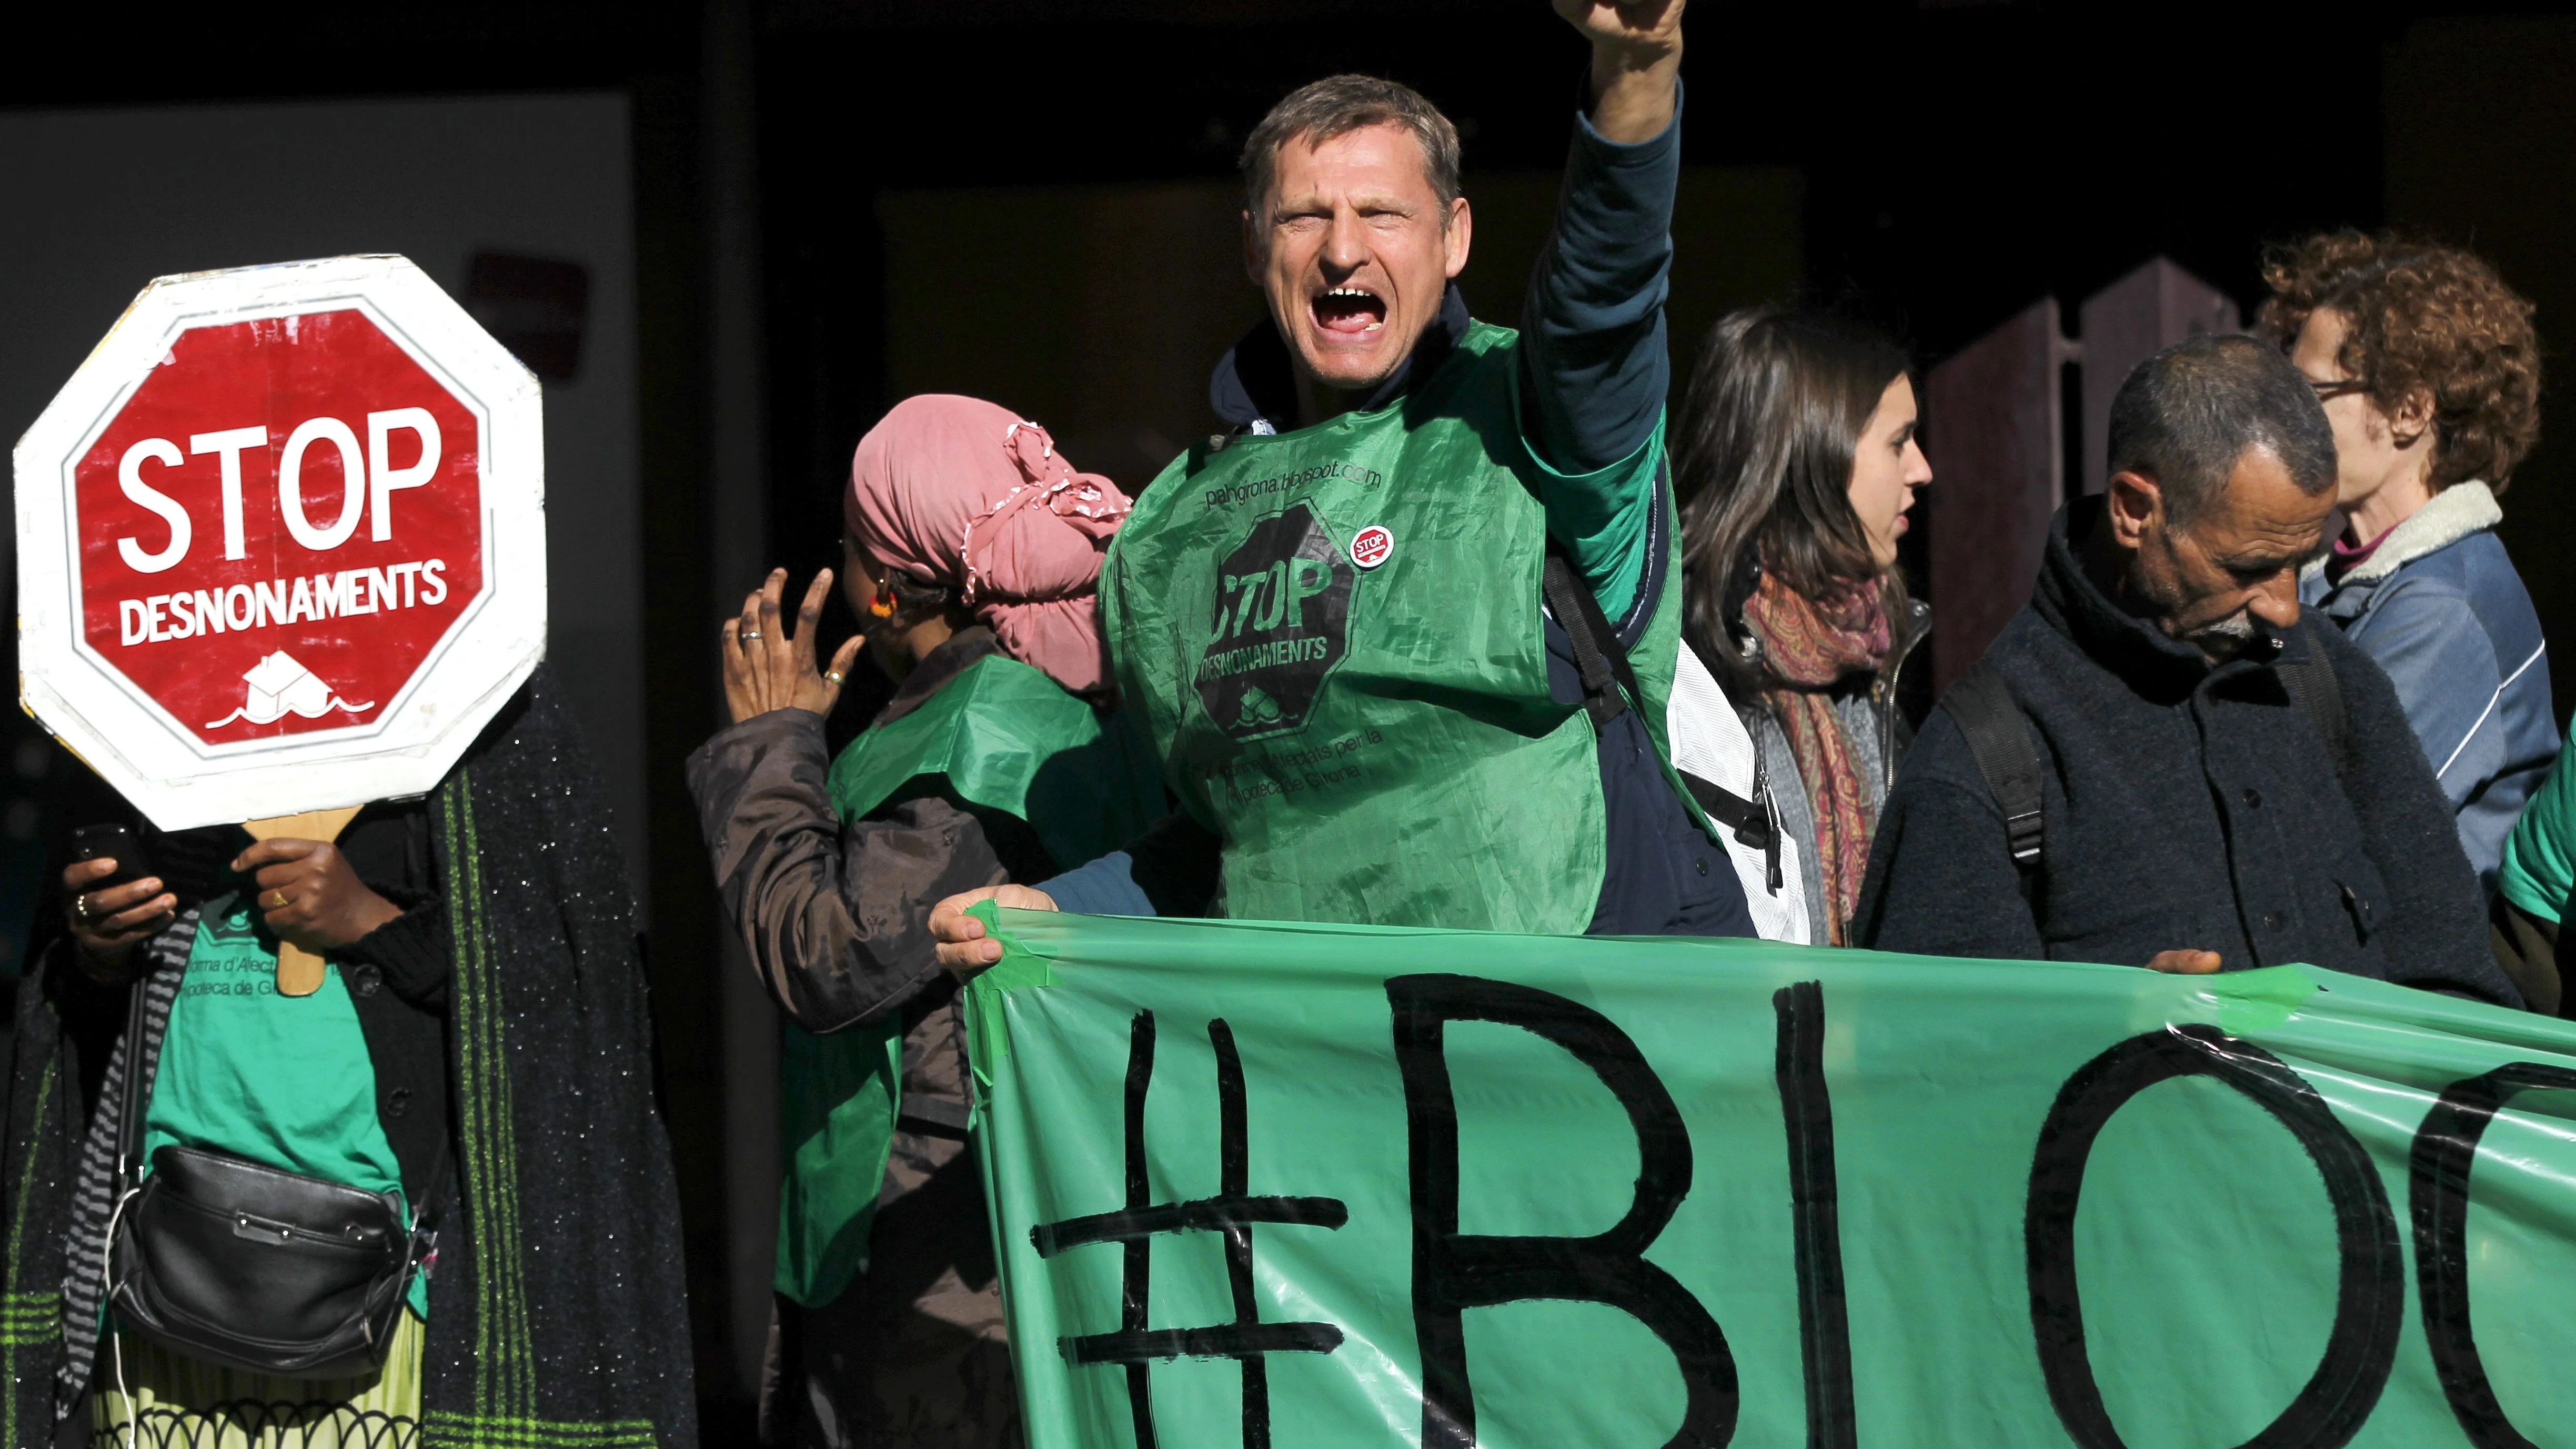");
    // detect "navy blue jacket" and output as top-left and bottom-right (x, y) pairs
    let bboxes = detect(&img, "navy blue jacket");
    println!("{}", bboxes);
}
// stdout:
(2300, 482), (2557, 893)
